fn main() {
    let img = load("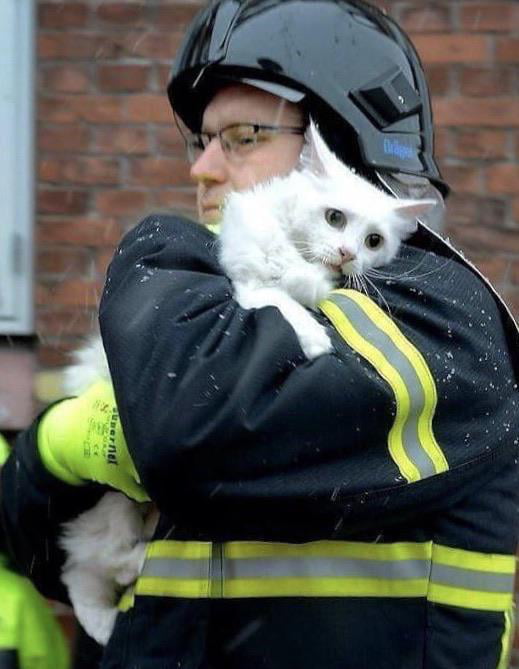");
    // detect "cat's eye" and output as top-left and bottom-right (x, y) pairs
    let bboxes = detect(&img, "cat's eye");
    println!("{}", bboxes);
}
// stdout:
(366, 233), (383, 249)
(325, 209), (347, 228)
